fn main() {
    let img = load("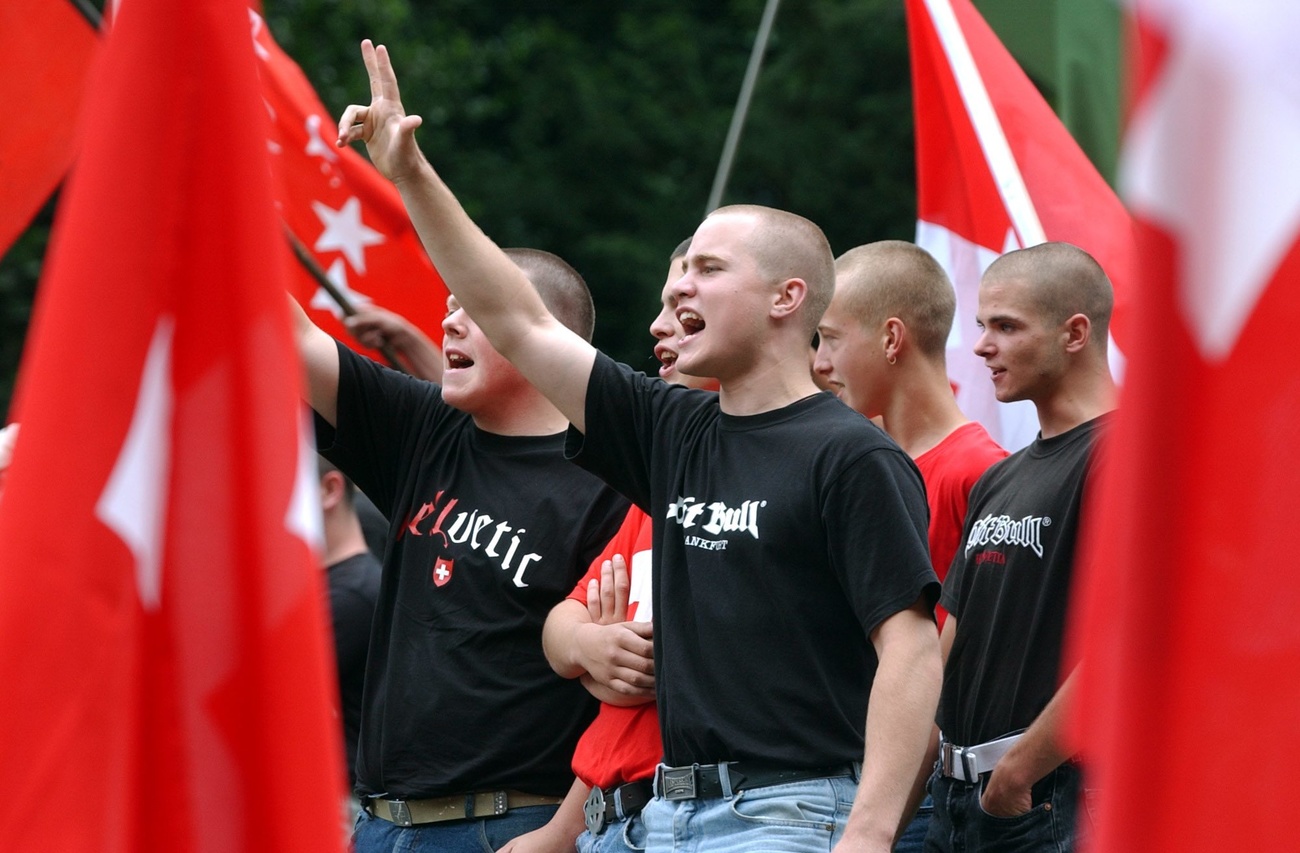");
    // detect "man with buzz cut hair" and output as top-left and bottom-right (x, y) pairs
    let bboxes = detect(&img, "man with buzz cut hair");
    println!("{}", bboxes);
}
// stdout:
(293, 237), (629, 853)
(339, 39), (942, 853)
(814, 240), (1007, 851)
(925, 241), (1116, 853)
